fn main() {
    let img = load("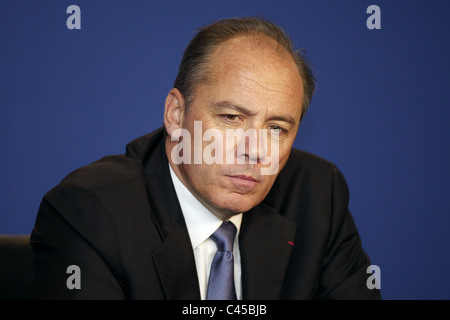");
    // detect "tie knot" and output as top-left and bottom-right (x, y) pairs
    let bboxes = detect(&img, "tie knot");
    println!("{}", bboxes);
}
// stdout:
(210, 221), (237, 252)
